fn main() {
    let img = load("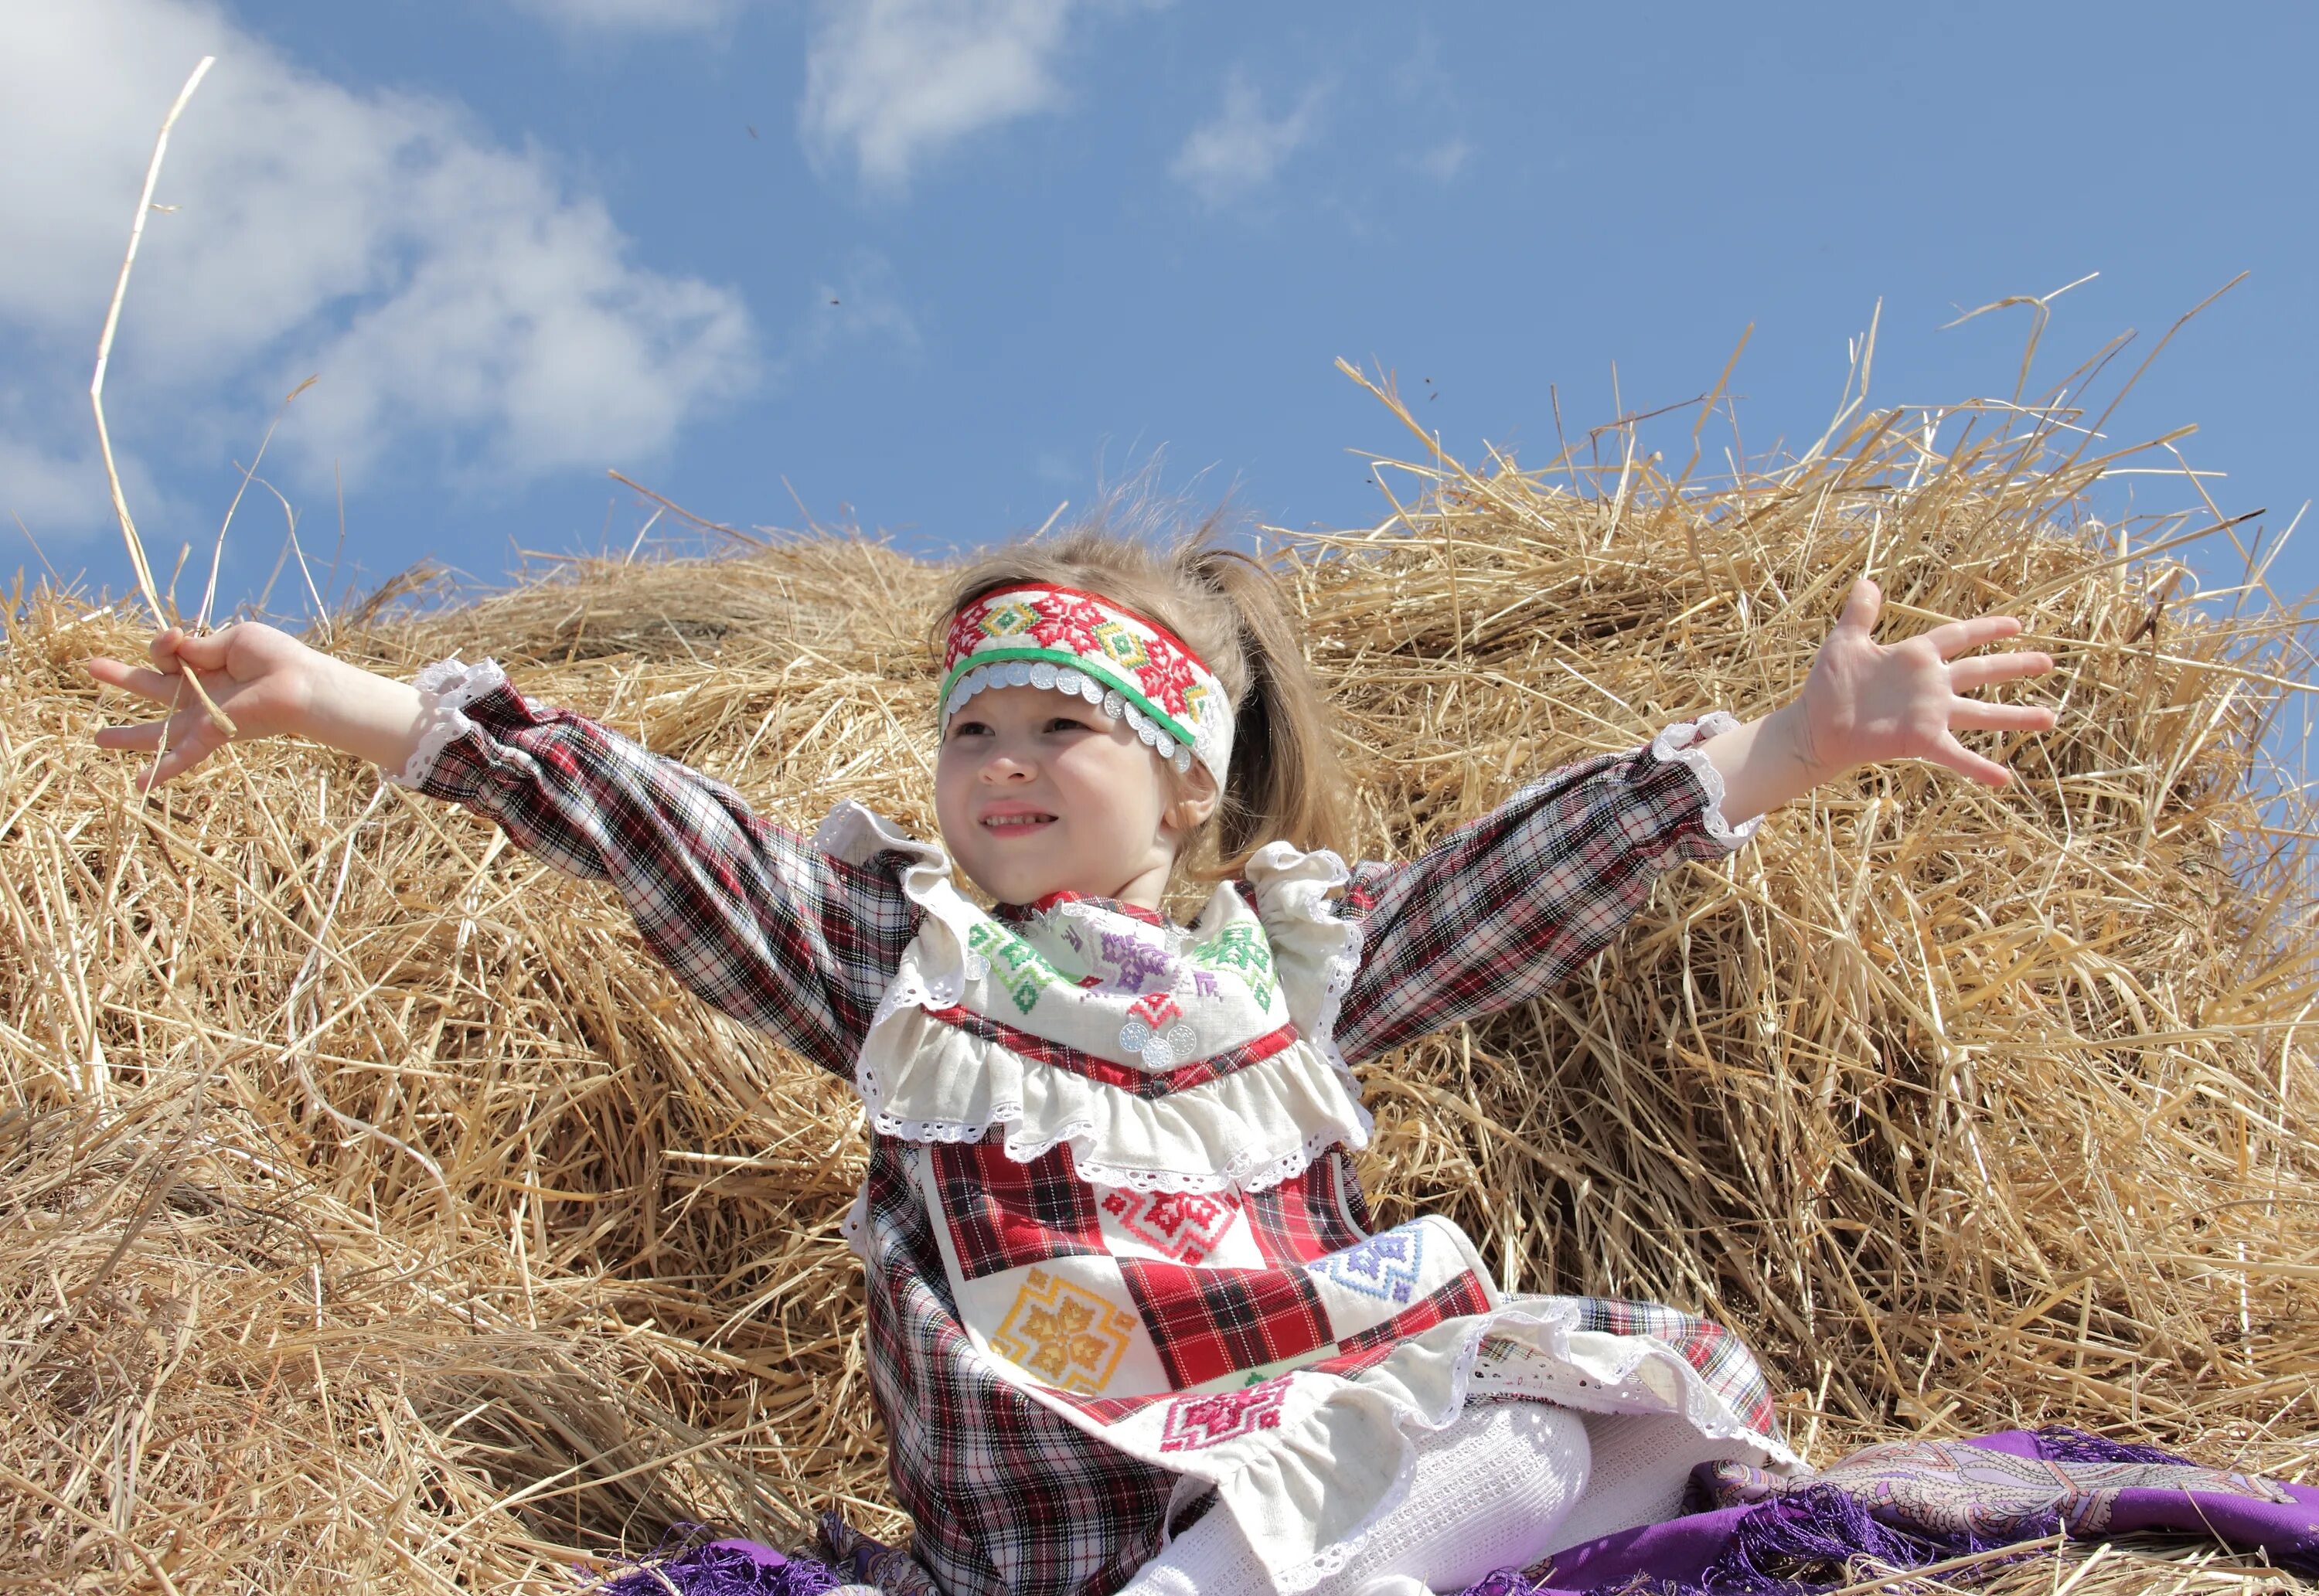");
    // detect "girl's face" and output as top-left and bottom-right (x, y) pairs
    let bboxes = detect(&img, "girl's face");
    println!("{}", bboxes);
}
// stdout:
(935, 683), (1211, 910)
